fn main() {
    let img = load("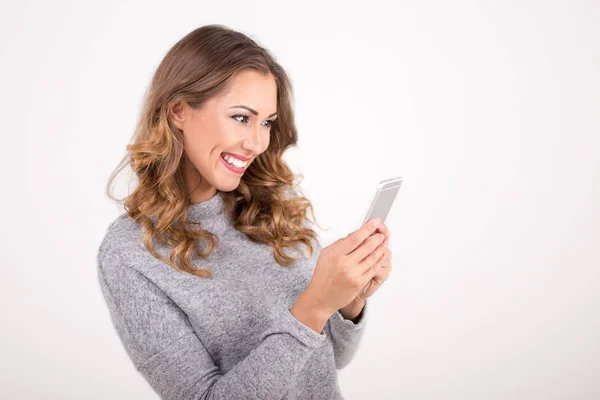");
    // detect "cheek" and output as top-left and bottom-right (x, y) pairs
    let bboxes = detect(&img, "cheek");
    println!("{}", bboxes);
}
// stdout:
(182, 131), (205, 156)
(183, 120), (225, 152)
(215, 120), (243, 147)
